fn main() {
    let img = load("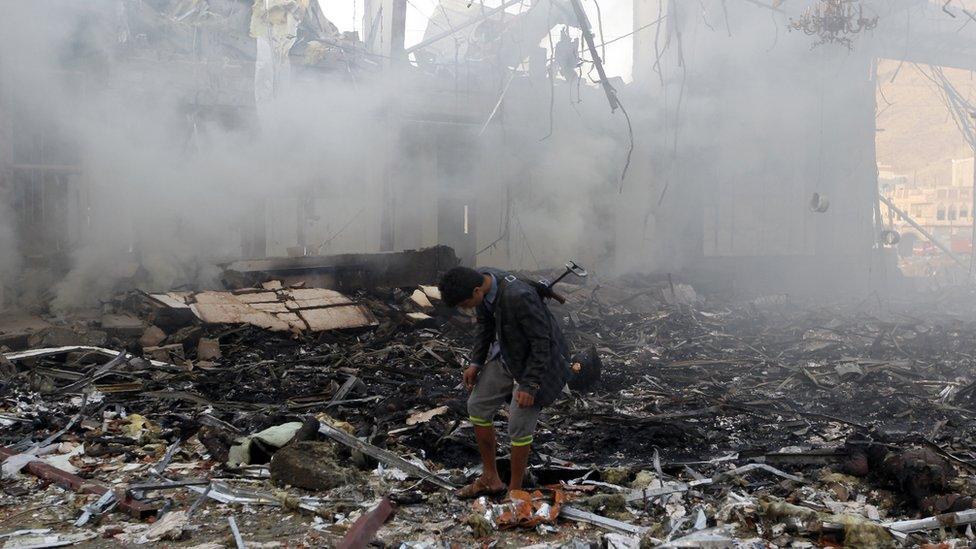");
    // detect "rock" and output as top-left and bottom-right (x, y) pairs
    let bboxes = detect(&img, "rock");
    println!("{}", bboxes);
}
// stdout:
(136, 510), (188, 544)
(139, 326), (167, 348)
(197, 338), (221, 361)
(270, 441), (357, 491)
